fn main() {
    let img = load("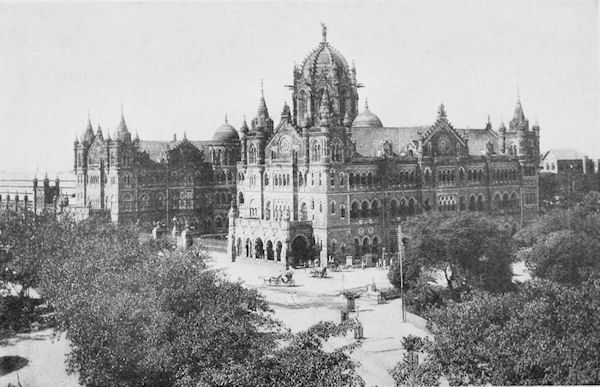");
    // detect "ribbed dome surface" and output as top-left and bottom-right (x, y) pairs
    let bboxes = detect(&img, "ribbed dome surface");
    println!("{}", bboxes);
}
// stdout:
(352, 104), (383, 128)
(213, 122), (239, 142)
(301, 42), (350, 79)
